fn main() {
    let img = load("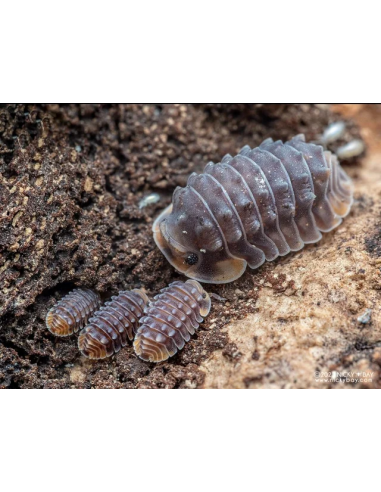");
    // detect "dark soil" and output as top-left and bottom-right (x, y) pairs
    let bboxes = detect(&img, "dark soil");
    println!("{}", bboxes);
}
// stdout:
(0, 103), (362, 388)
(366, 226), (381, 258)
